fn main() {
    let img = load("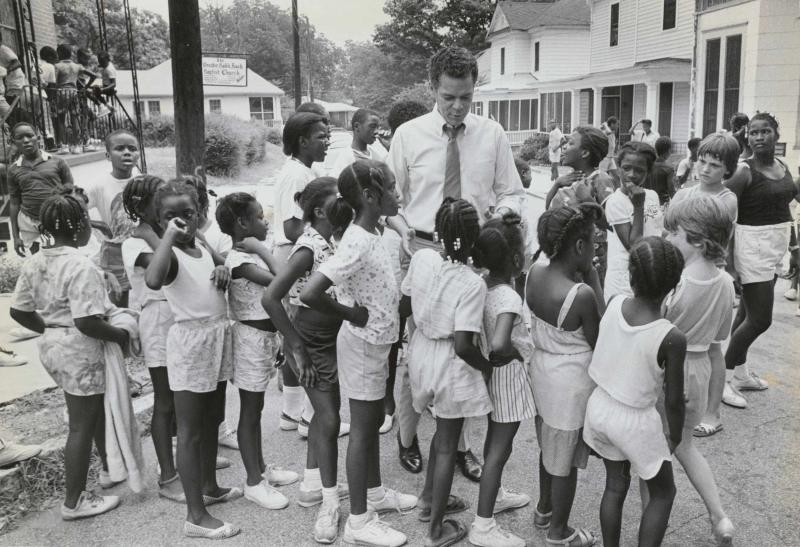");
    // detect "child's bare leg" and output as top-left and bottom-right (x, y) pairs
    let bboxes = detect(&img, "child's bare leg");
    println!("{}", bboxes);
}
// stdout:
(92, 404), (108, 472)
(703, 346), (726, 427)
(426, 417), (463, 540)
(201, 382), (228, 497)
(306, 387), (341, 487)
(238, 389), (265, 486)
(476, 420), (519, 517)
(149, 367), (177, 482)
(537, 453), (553, 514)
(347, 399), (383, 514)
(548, 467), (580, 540)
(640, 462), (676, 547)
(599, 459), (631, 547)
(674, 433), (728, 524)
(63, 393), (104, 507)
